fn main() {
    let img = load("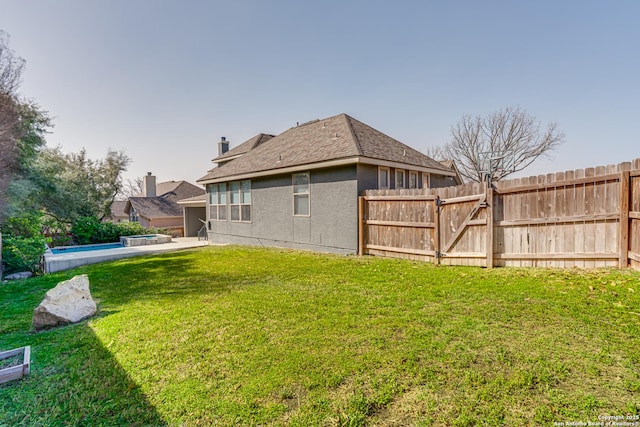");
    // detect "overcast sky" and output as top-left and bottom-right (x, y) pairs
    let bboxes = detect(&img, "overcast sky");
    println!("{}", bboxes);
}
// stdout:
(2, 0), (638, 185)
